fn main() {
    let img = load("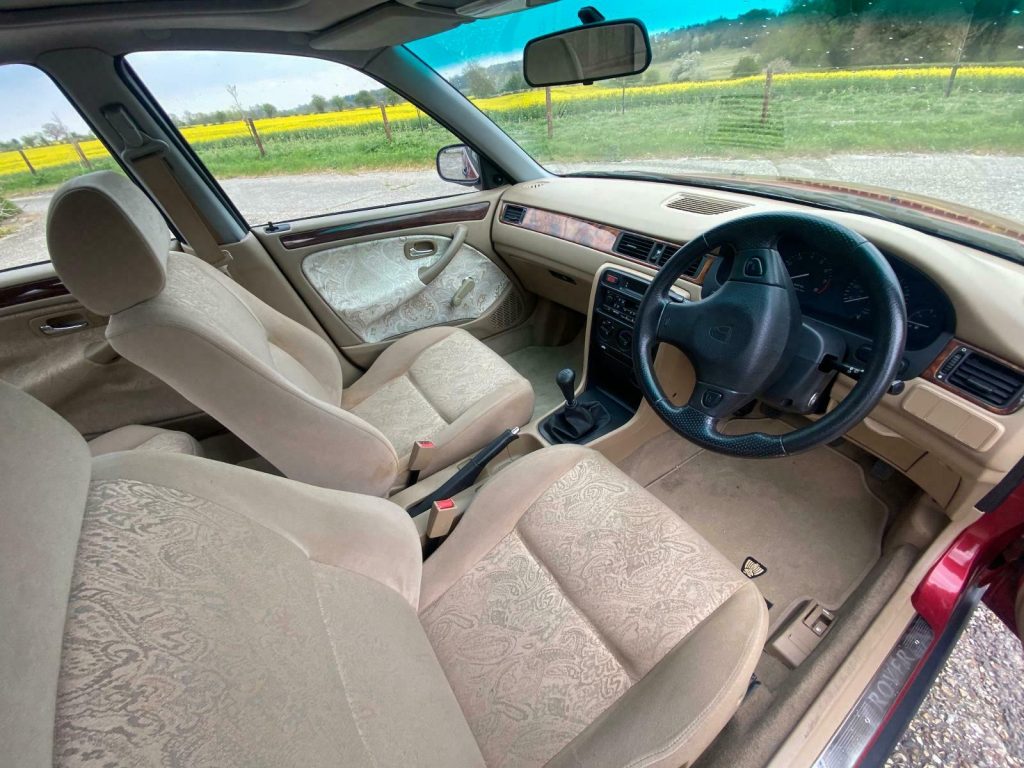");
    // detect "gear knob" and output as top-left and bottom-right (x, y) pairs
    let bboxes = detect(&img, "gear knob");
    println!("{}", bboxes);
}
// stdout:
(556, 368), (577, 407)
